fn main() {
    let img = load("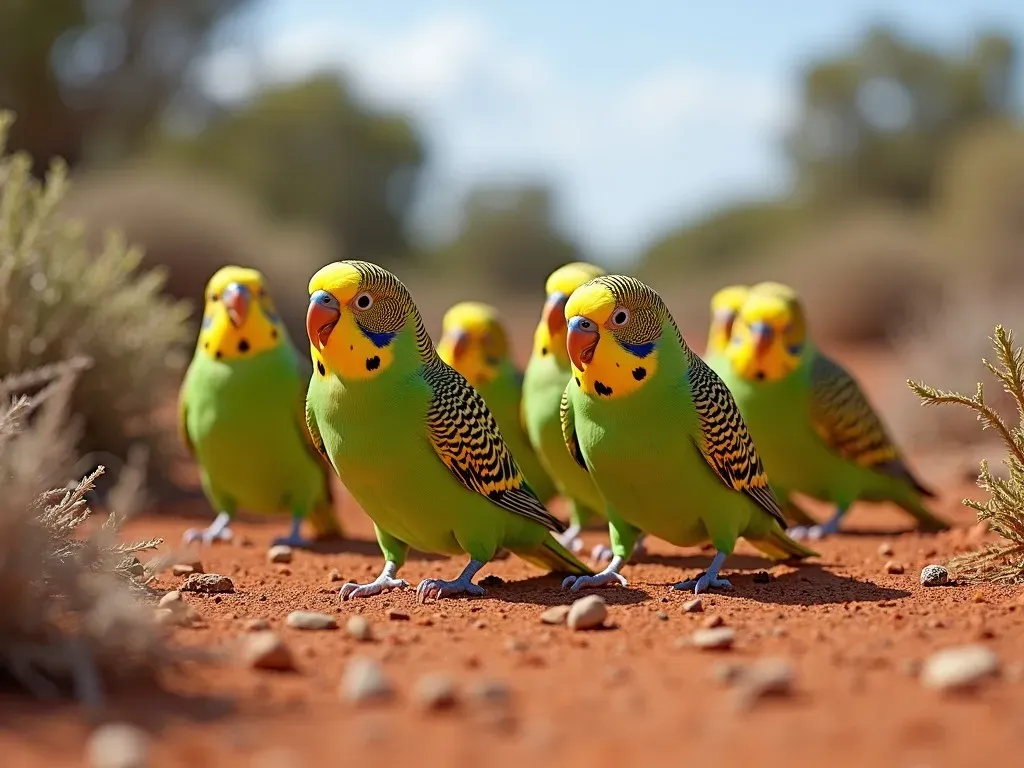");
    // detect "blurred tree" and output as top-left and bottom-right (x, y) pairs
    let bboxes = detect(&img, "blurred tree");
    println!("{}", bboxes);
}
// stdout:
(785, 26), (1017, 210)
(443, 183), (584, 291)
(155, 74), (425, 264)
(0, 0), (253, 170)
